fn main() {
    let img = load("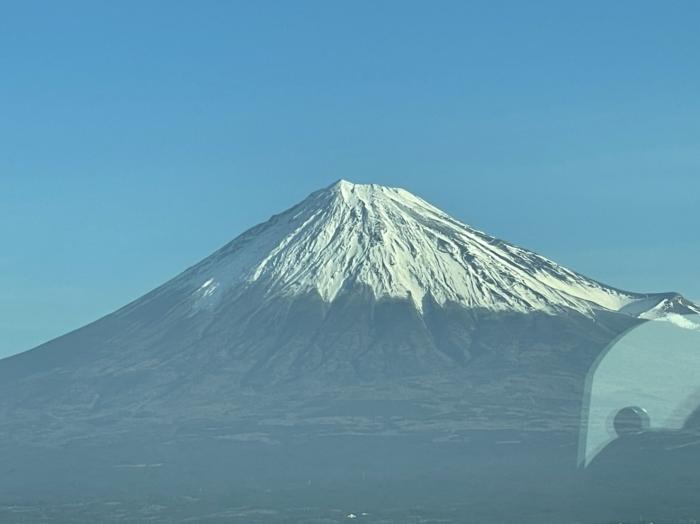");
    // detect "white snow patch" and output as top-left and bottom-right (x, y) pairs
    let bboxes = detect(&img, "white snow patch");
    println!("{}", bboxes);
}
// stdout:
(645, 313), (700, 331)
(192, 278), (221, 310)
